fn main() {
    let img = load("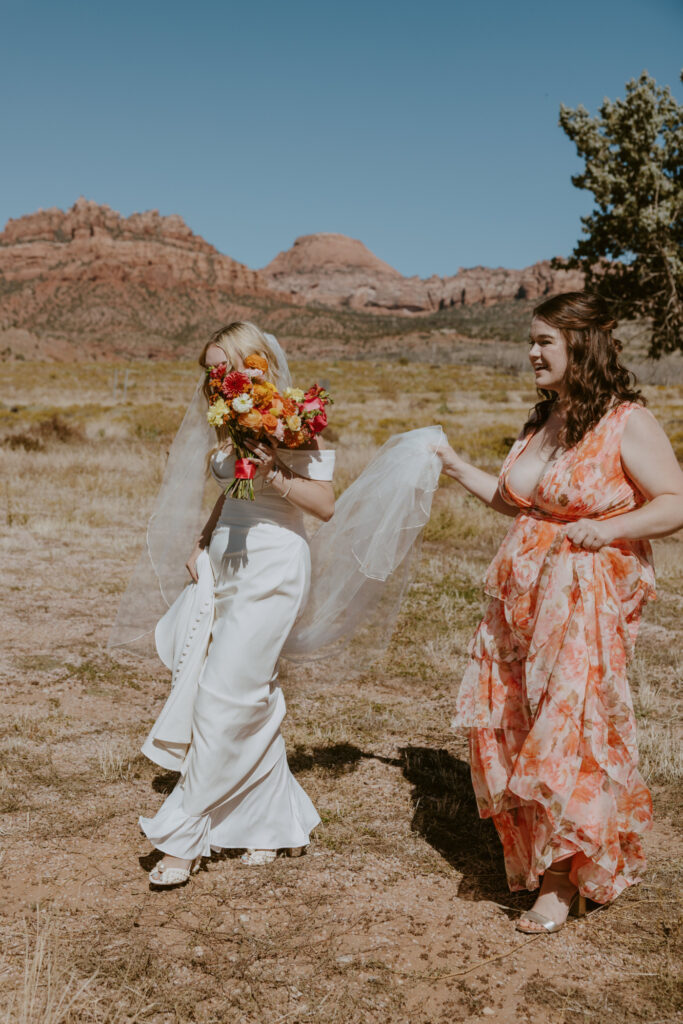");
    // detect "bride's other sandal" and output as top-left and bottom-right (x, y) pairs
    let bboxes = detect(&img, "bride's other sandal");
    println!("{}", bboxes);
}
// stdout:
(516, 866), (587, 934)
(239, 845), (308, 865)
(240, 849), (277, 866)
